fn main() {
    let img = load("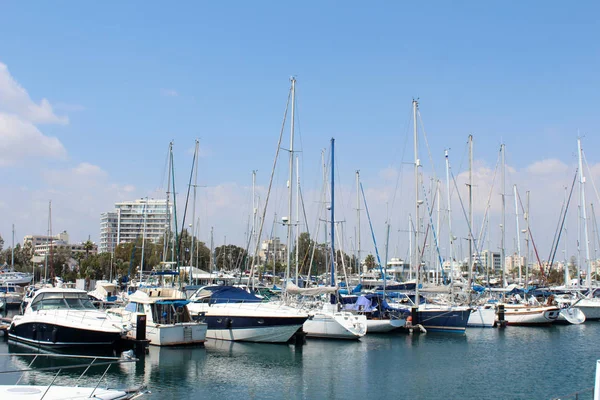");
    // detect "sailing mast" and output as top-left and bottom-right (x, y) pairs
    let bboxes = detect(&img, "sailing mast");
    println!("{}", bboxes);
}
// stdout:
(285, 77), (296, 289)
(295, 156), (300, 285)
(412, 99), (420, 305)
(356, 170), (362, 274)
(445, 150), (454, 287)
(140, 197), (148, 284)
(163, 142), (173, 263)
(330, 138), (336, 294)
(577, 138), (592, 290)
(189, 139), (199, 285)
(514, 184), (522, 287)
(11, 224), (14, 270)
(467, 135), (473, 298)
(501, 144), (506, 288)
